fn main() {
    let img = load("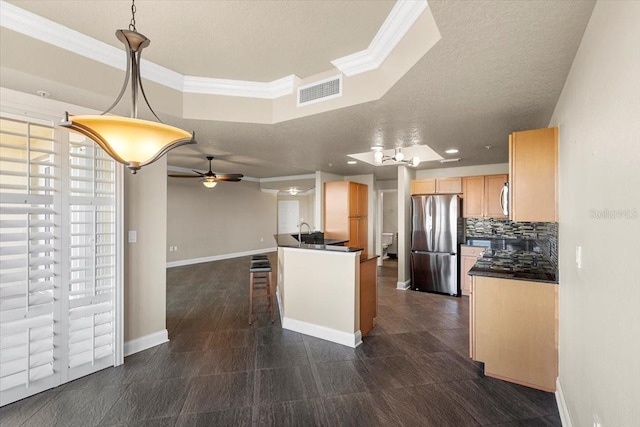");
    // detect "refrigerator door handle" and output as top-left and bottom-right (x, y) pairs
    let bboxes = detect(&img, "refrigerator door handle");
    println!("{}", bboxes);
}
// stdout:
(500, 183), (509, 216)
